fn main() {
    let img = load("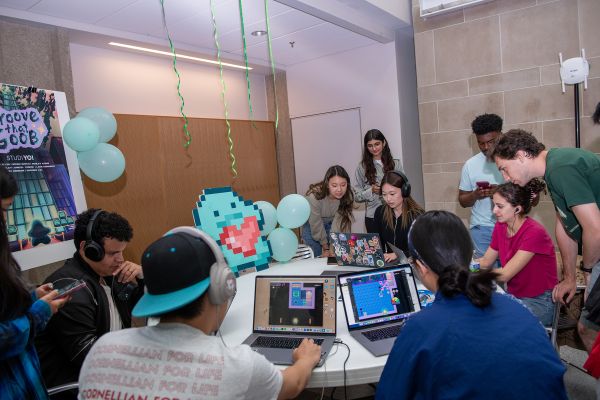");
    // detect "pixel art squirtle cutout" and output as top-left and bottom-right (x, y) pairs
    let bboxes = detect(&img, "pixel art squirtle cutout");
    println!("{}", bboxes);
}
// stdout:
(193, 187), (272, 276)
